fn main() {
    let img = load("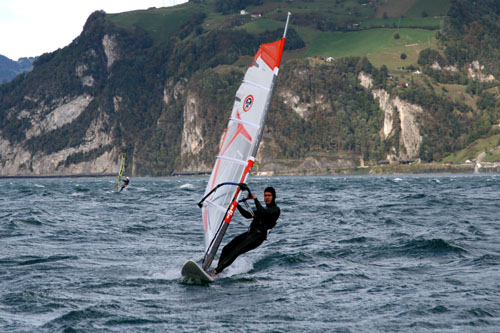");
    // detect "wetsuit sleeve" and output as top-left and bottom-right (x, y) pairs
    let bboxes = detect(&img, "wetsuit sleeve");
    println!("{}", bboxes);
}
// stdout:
(236, 203), (253, 219)
(253, 199), (280, 229)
